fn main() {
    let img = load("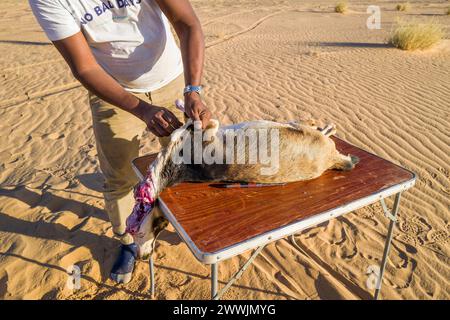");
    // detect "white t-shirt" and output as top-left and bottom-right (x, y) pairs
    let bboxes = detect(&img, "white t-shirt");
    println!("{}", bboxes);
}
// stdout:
(29, 0), (183, 92)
